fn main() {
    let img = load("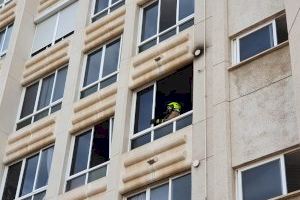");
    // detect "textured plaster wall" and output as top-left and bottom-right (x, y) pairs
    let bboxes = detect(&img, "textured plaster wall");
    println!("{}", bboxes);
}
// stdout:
(230, 46), (299, 166)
